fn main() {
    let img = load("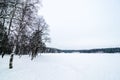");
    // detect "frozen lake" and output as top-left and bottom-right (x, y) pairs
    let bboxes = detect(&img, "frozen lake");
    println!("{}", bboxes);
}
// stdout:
(0, 53), (120, 80)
